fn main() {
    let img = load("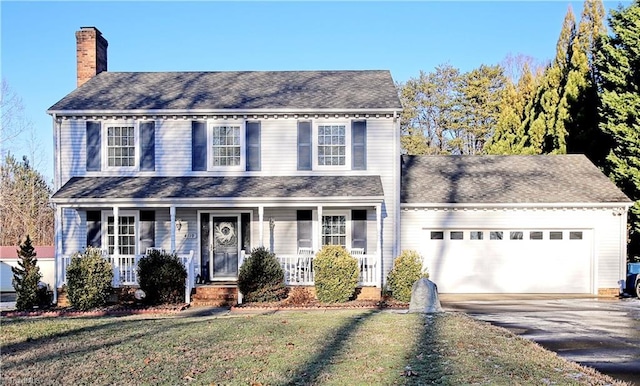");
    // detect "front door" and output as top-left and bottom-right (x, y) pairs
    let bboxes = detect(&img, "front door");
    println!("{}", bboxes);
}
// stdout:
(206, 216), (240, 281)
